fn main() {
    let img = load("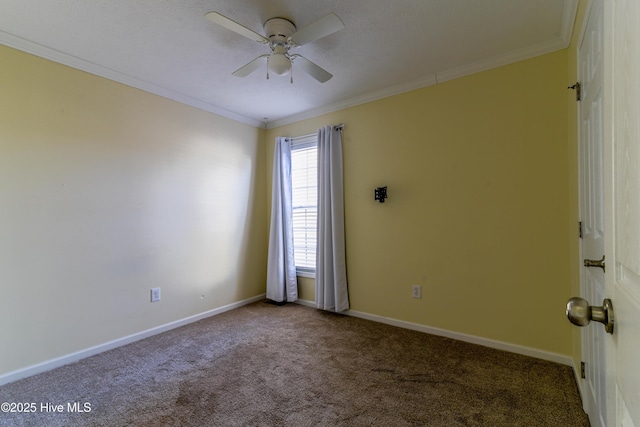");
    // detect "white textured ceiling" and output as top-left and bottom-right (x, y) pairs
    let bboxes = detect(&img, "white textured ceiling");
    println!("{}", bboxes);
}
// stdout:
(0, 0), (577, 128)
